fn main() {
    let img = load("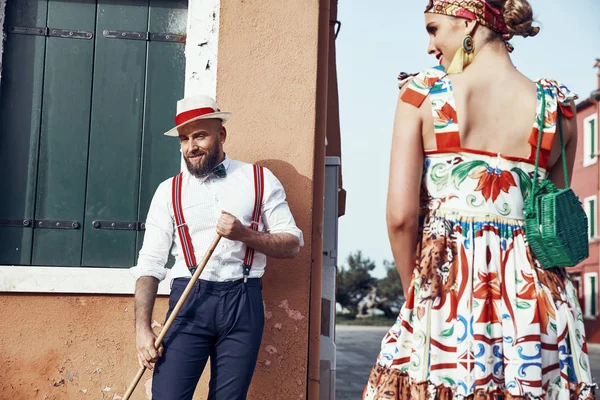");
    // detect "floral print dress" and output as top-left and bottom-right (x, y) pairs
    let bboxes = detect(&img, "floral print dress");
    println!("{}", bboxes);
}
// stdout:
(363, 66), (596, 400)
